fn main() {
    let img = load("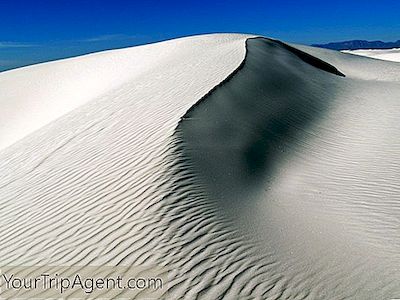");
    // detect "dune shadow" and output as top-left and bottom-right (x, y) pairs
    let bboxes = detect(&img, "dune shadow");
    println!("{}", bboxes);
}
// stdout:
(174, 37), (344, 206)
